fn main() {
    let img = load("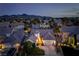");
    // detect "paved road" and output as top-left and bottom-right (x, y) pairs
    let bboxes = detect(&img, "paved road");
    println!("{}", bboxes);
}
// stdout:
(39, 45), (63, 56)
